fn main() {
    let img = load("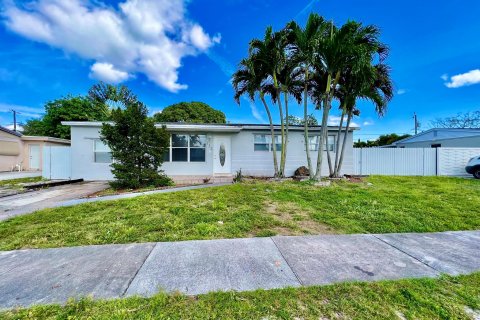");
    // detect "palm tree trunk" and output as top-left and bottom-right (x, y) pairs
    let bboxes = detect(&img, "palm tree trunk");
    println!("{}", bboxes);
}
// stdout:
(283, 91), (289, 177)
(314, 71), (341, 180)
(275, 84), (285, 178)
(326, 136), (333, 177)
(333, 108), (345, 177)
(336, 110), (352, 177)
(260, 93), (279, 177)
(303, 69), (312, 178)
(314, 96), (330, 180)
